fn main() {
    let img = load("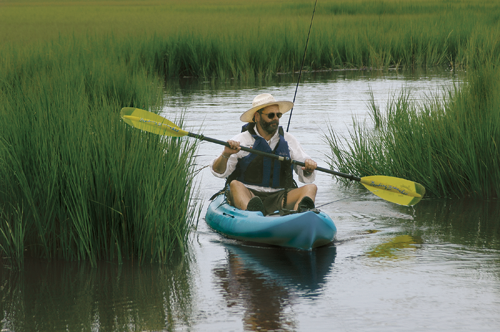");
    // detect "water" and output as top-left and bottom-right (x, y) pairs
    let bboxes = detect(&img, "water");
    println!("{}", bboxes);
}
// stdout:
(2, 69), (500, 331)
